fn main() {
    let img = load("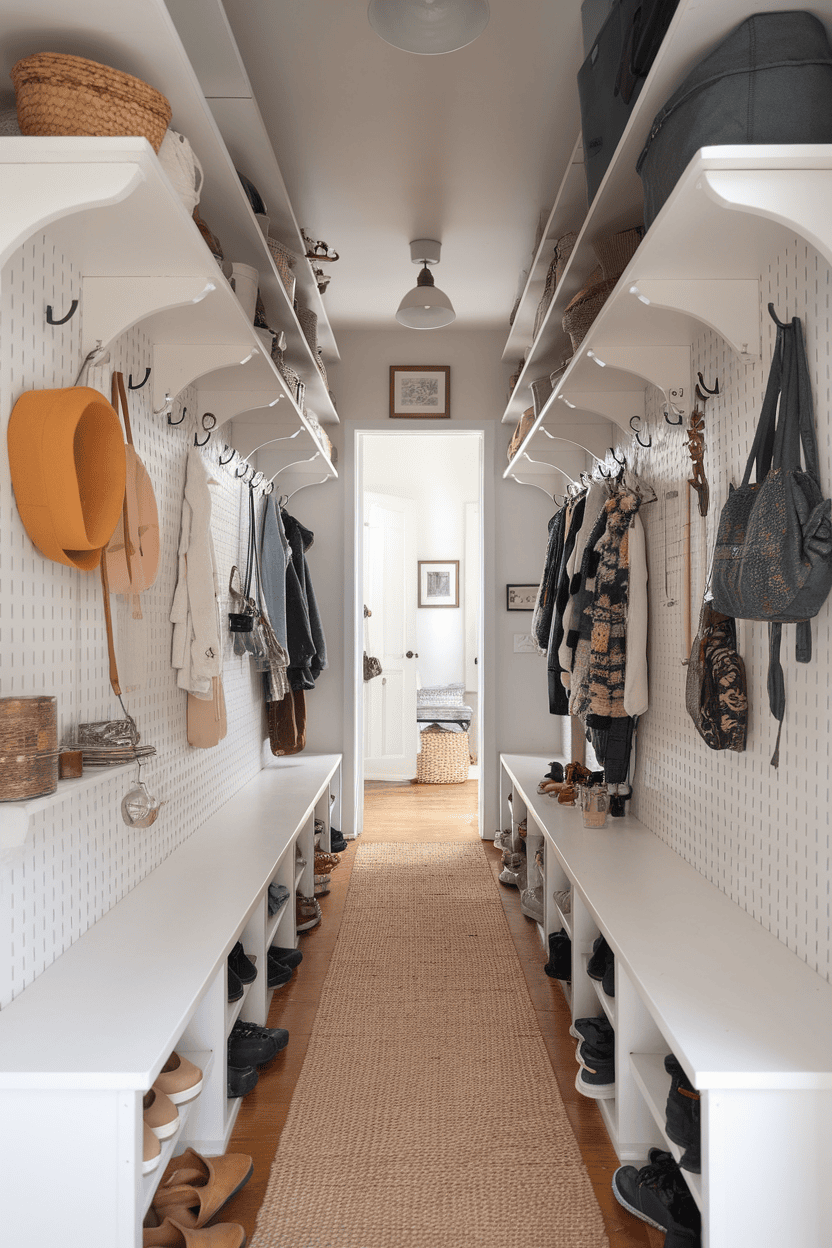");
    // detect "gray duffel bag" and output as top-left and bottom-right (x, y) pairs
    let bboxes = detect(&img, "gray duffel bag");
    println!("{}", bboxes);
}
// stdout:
(636, 11), (832, 229)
